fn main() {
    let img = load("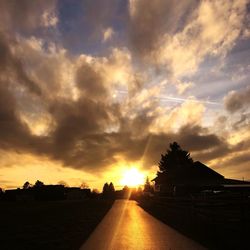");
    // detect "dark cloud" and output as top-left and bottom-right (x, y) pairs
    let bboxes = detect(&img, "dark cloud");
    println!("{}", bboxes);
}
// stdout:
(121, 125), (227, 168)
(128, 0), (197, 57)
(228, 153), (250, 166)
(177, 125), (223, 152)
(193, 143), (230, 163)
(224, 86), (250, 113)
(0, 69), (229, 172)
(233, 113), (250, 129)
(0, 33), (41, 95)
(76, 61), (108, 100)
(0, 0), (249, 183)
(0, 40), (237, 173)
(0, 83), (36, 152)
(49, 97), (117, 150)
(210, 141), (250, 178)
(0, 33), (48, 155)
(0, 0), (57, 33)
